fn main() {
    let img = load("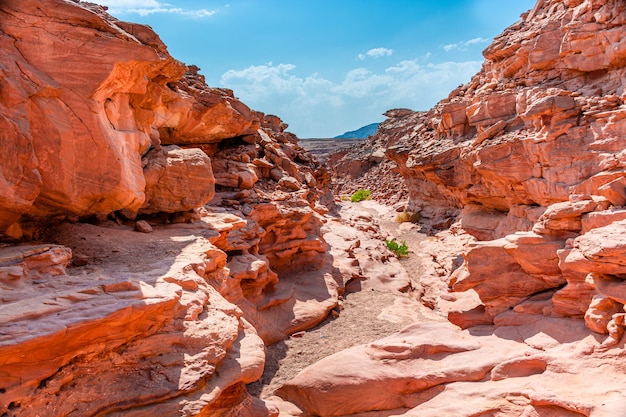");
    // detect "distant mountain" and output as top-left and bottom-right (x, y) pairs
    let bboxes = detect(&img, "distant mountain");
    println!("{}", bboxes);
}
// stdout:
(334, 122), (379, 139)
